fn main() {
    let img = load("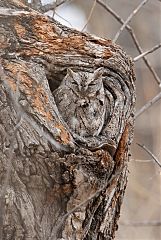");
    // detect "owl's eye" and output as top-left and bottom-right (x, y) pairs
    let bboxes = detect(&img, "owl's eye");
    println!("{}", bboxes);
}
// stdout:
(88, 83), (95, 86)
(82, 102), (89, 108)
(99, 100), (104, 106)
(71, 81), (77, 85)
